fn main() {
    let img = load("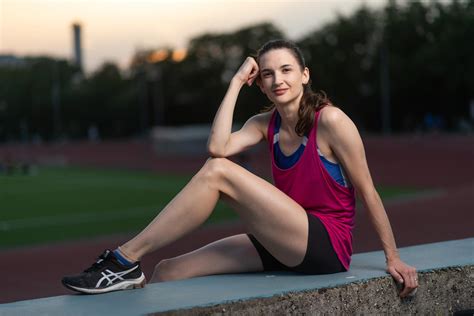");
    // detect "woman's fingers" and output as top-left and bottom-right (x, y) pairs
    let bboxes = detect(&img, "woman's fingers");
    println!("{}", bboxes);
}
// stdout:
(387, 260), (418, 298)
(235, 57), (259, 85)
(247, 71), (259, 86)
(398, 267), (418, 298)
(400, 278), (417, 297)
(246, 59), (259, 86)
(387, 266), (404, 284)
